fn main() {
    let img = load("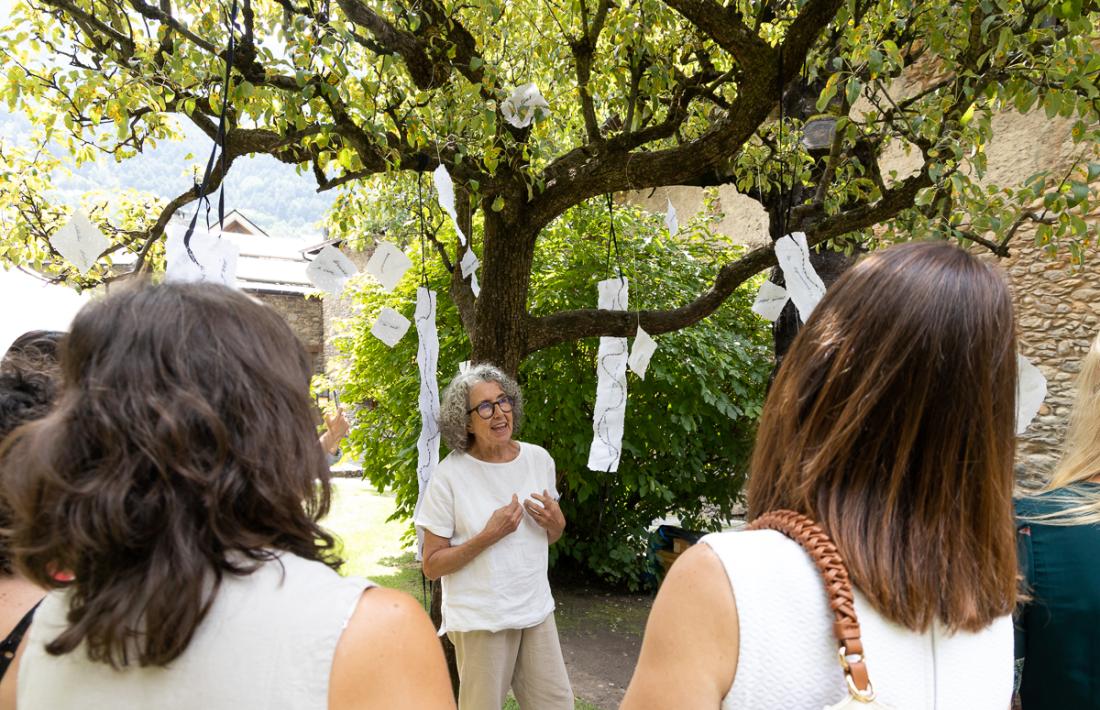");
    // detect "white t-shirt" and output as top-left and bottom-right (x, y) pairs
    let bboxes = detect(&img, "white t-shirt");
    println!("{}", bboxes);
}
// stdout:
(415, 442), (559, 633)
